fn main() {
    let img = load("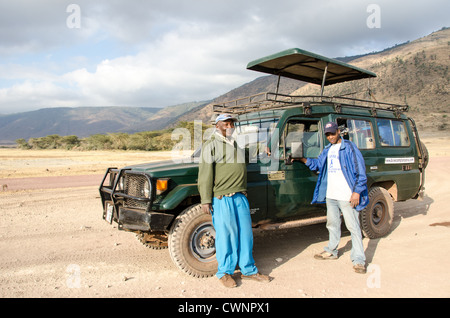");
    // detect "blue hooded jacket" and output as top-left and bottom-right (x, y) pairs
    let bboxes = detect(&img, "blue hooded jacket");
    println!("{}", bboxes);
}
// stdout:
(305, 139), (369, 211)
